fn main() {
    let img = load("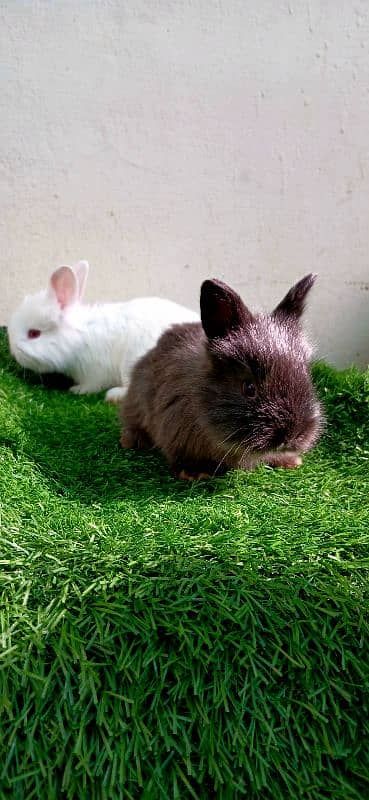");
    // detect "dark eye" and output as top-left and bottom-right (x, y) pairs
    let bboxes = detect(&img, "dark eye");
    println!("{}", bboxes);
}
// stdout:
(242, 380), (257, 398)
(27, 329), (41, 339)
